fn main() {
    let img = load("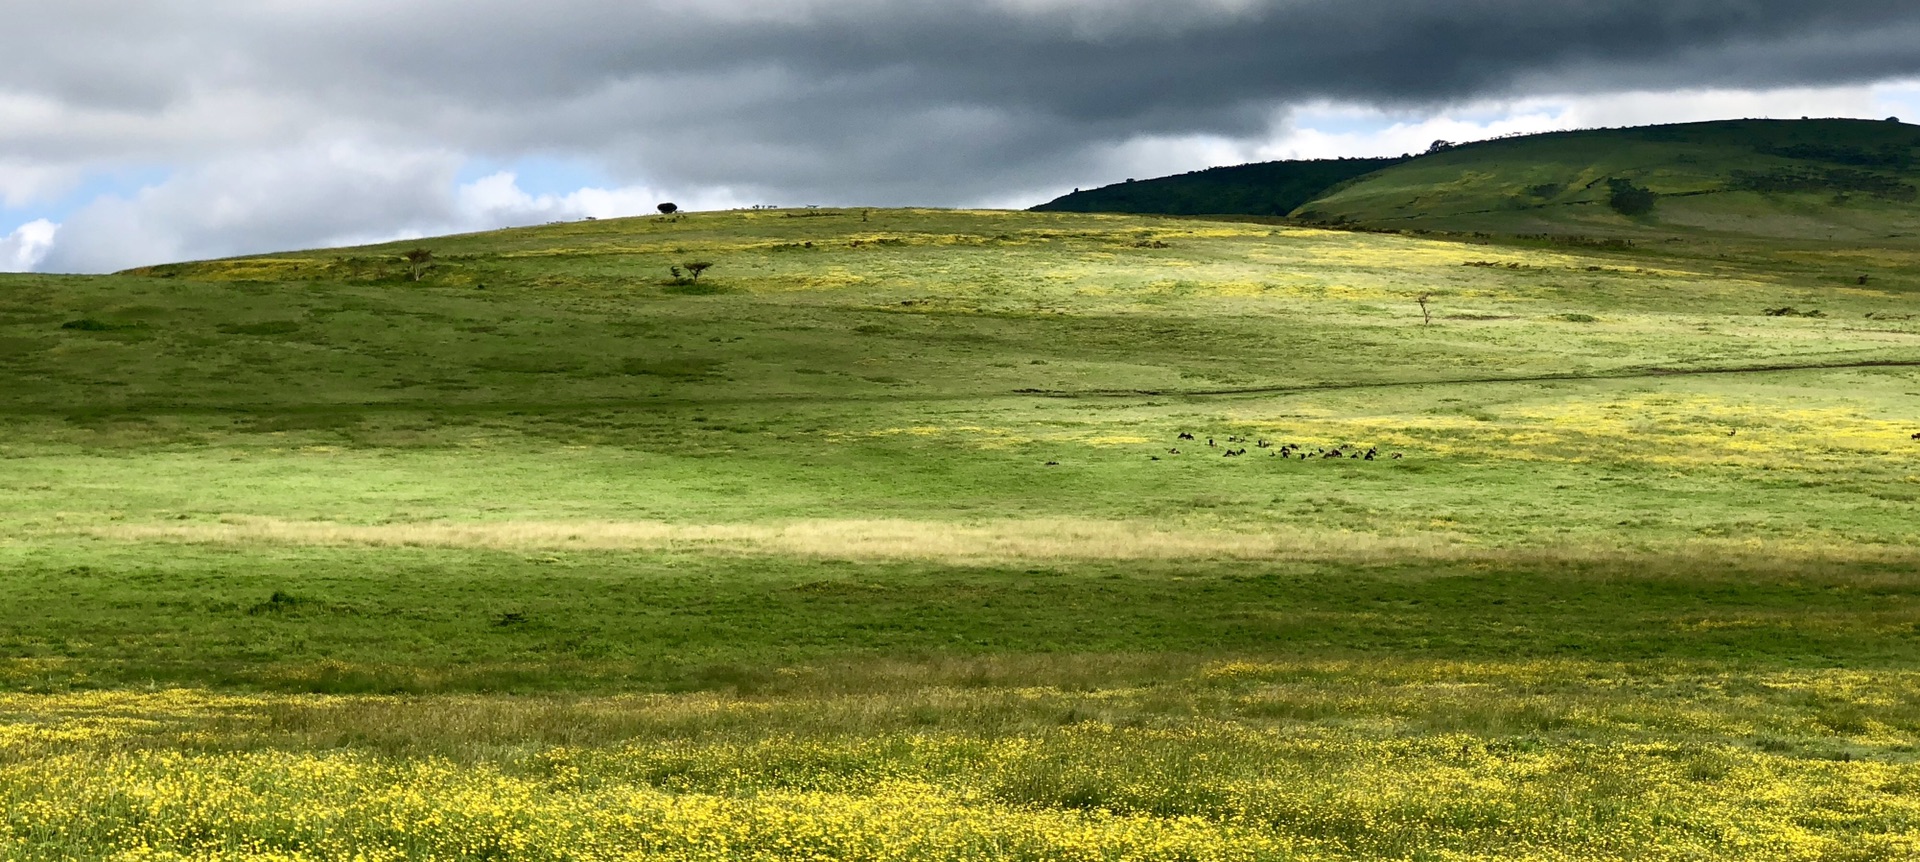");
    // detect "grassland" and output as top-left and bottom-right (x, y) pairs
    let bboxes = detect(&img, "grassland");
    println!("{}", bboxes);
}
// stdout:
(1298, 119), (1920, 241)
(2, 207), (1919, 859)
